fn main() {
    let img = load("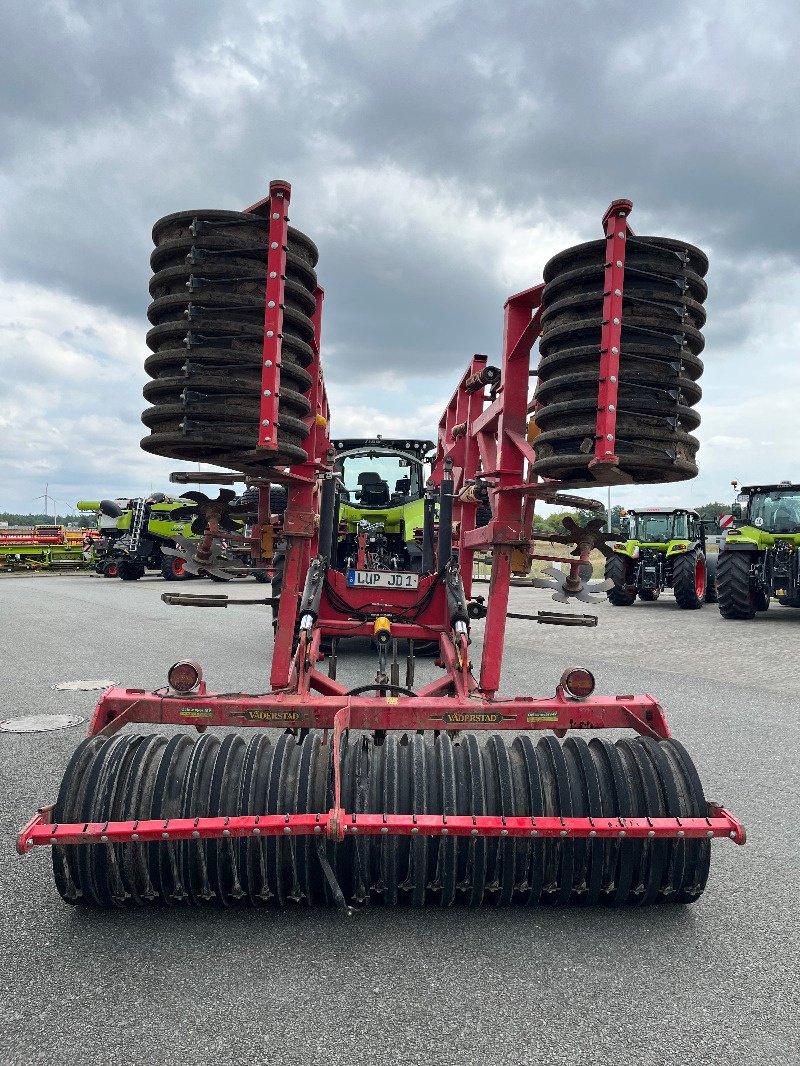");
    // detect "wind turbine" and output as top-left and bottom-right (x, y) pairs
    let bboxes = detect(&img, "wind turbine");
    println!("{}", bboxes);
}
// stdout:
(33, 485), (62, 521)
